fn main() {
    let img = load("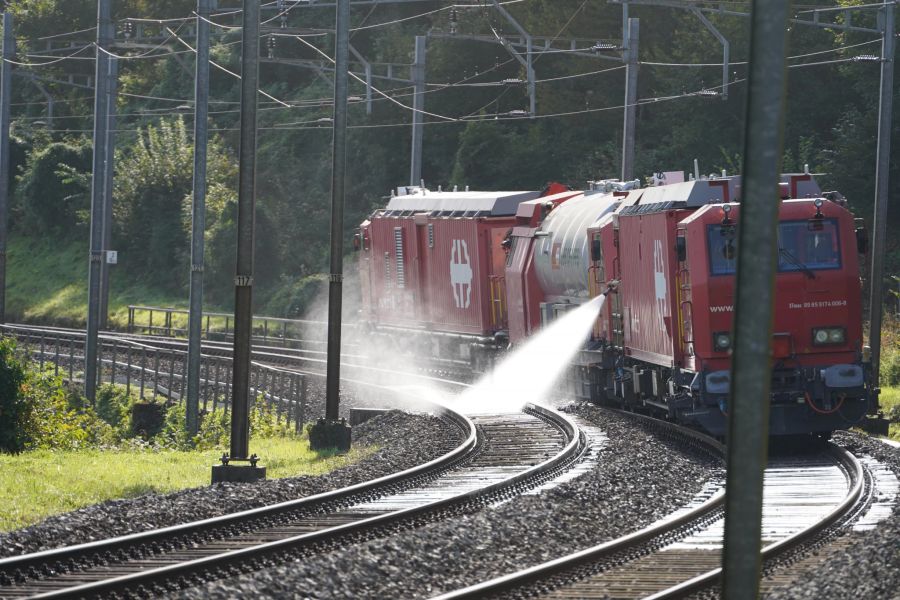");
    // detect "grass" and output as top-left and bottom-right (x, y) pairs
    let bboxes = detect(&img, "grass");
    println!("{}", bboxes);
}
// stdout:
(0, 436), (375, 532)
(6, 234), (197, 328)
(879, 386), (900, 442)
